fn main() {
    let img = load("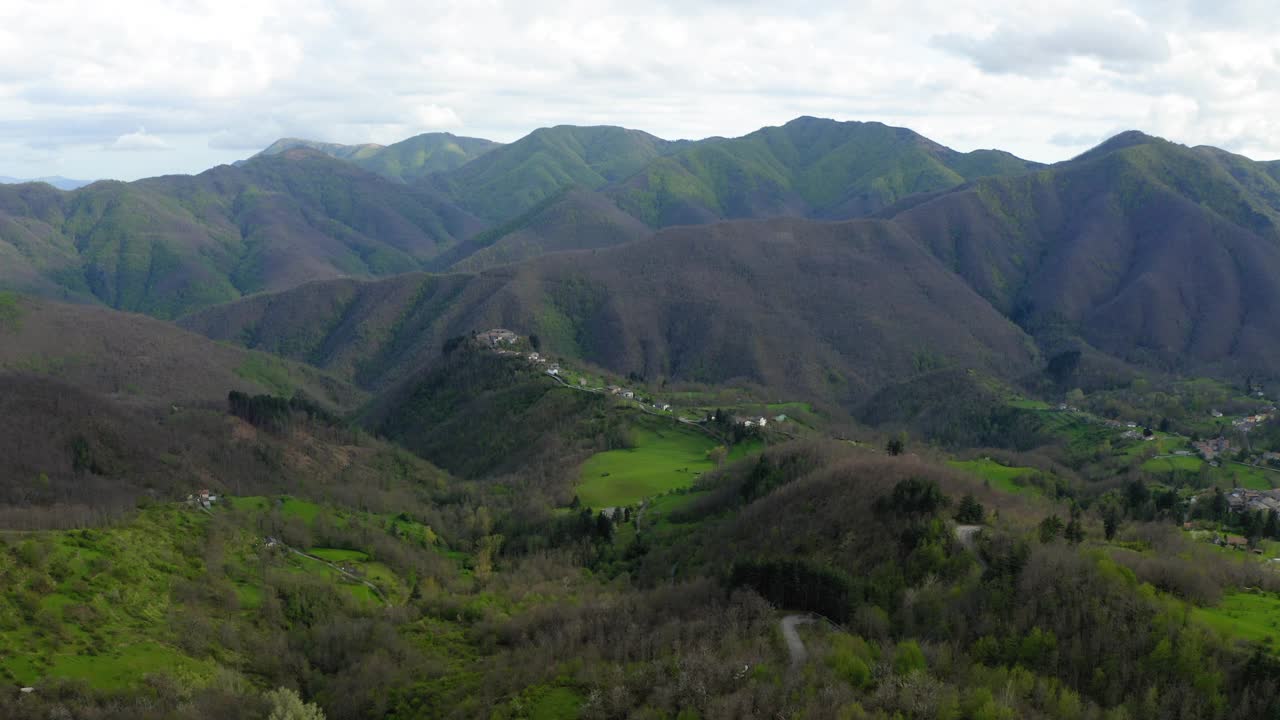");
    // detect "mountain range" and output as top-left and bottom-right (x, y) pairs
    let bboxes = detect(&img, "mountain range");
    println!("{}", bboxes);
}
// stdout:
(182, 126), (1280, 410)
(0, 150), (483, 318)
(5, 117), (1280, 407)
